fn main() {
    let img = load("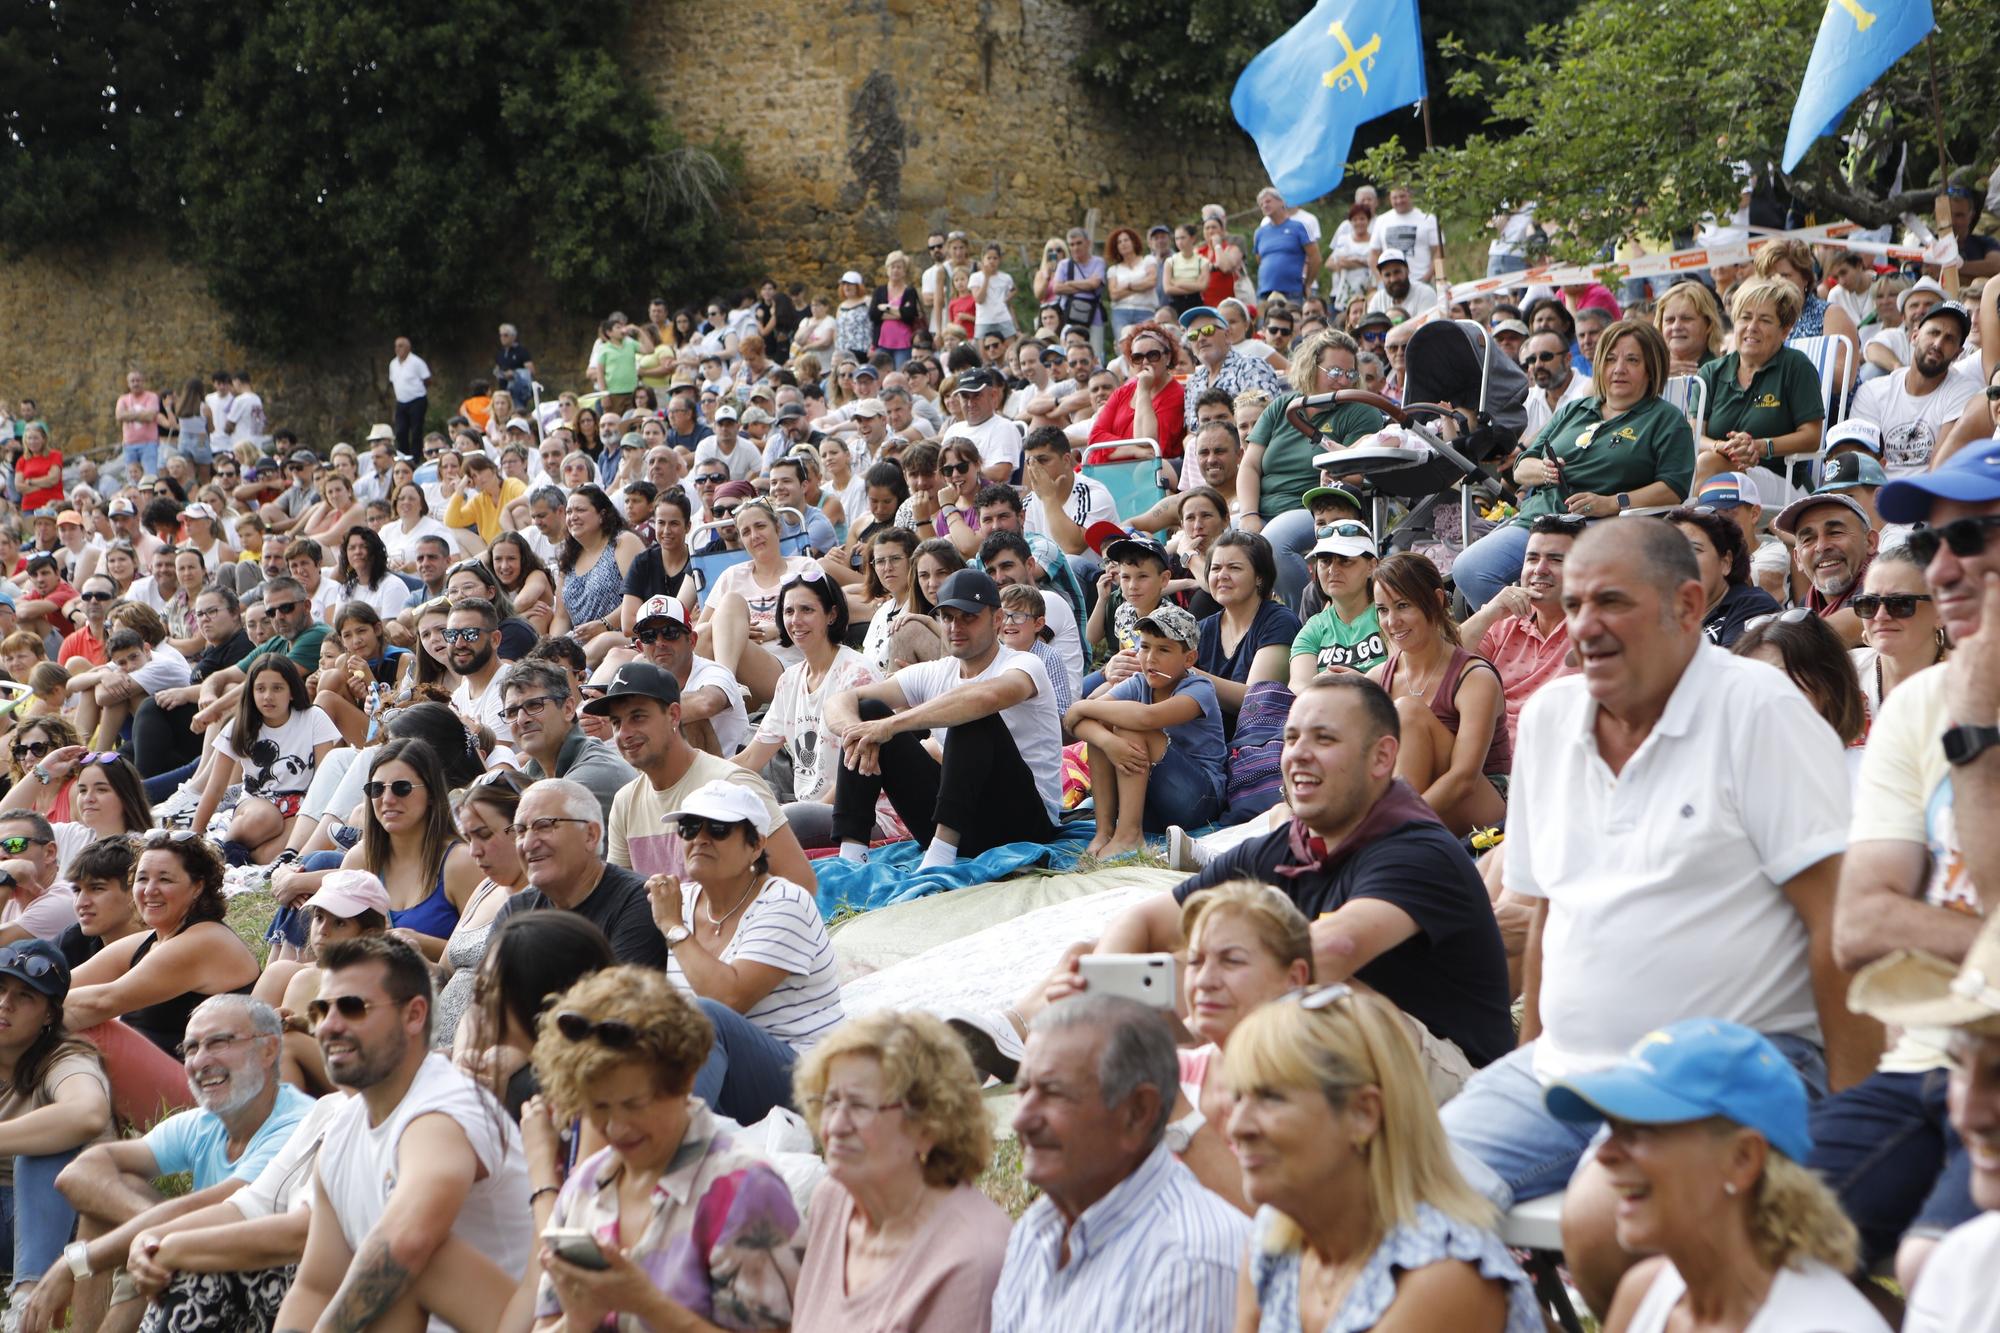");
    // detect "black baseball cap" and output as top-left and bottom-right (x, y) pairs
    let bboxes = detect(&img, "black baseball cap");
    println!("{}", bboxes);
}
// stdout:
(953, 367), (1002, 395)
(1104, 536), (1171, 569)
(287, 450), (320, 468)
(580, 660), (682, 715)
(0, 939), (70, 1003)
(932, 568), (1002, 614)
